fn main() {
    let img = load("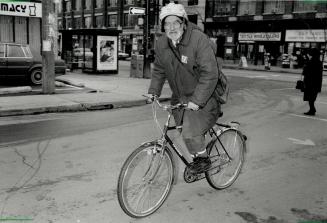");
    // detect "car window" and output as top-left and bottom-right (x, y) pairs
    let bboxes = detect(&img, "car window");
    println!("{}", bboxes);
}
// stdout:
(22, 46), (32, 57)
(8, 45), (25, 58)
(0, 44), (4, 57)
